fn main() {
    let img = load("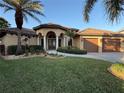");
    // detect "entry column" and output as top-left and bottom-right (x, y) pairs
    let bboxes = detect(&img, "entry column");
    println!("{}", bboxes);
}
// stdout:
(37, 37), (40, 45)
(43, 36), (46, 50)
(63, 37), (66, 47)
(56, 36), (59, 50)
